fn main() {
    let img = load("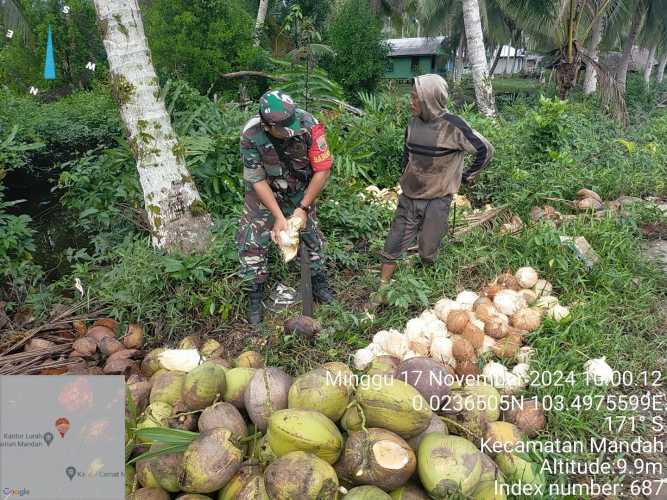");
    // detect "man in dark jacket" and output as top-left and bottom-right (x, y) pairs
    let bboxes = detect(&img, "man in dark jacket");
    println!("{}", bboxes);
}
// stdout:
(379, 74), (495, 284)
